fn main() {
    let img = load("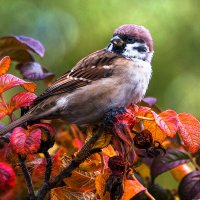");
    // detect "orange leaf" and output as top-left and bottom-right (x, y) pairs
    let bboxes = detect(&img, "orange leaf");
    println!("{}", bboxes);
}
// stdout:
(171, 163), (193, 181)
(121, 179), (146, 200)
(0, 56), (11, 75)
(0, 102), (8, 120)
(79, 153), (102, 172)
(87, 127), (112, 149)
(102, 145), (117, 157)
(178, 113), (200, 153)
(0, 74), (36, 94)
(64, 170), (96, 192)
(50, 187), (95, 200)
(144, 111), (167, 143)
(61, 155), (96, 192)
(95, 169), (111, 200)
(143, 110), (179, 143)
